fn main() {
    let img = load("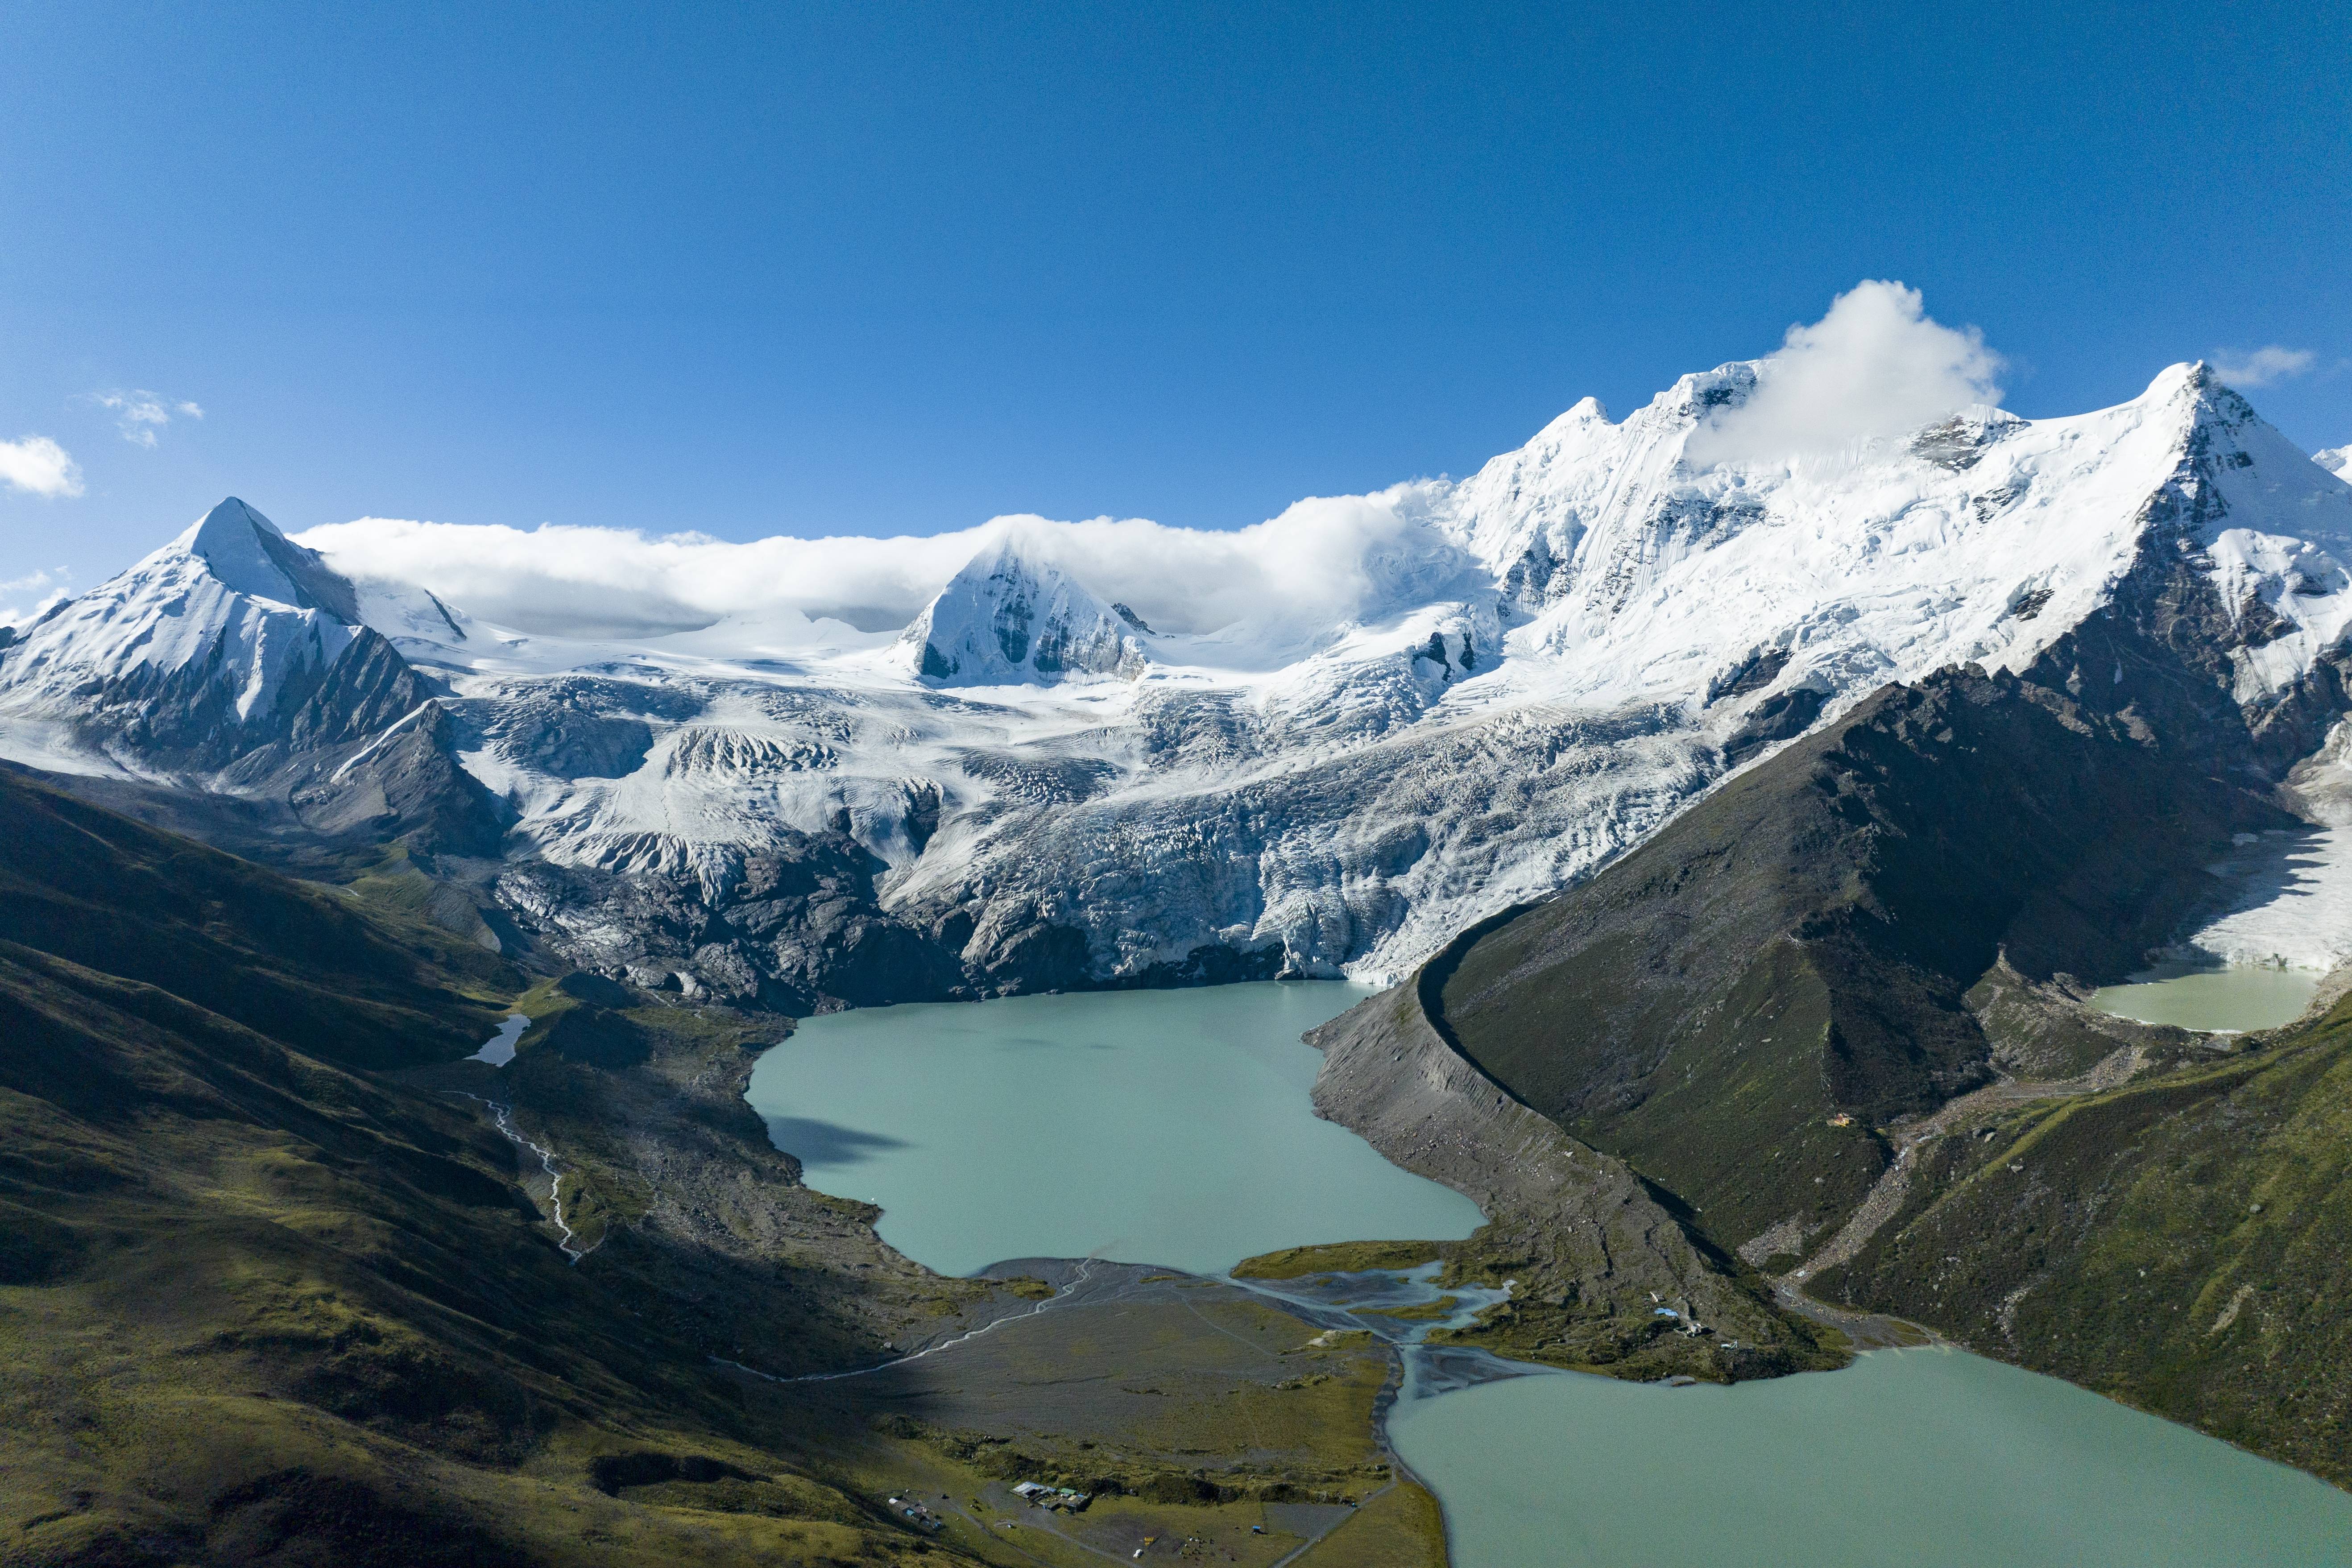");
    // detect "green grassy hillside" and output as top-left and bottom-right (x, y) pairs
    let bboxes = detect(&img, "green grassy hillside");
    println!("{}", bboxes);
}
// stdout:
(0, 764), (514, 1068)
(0, 768), (975, 1566)
(0, 767), (1433, 1565)
(1813, 993), (2352, 1486)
